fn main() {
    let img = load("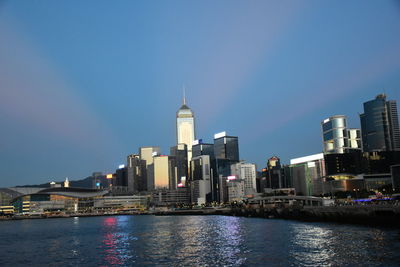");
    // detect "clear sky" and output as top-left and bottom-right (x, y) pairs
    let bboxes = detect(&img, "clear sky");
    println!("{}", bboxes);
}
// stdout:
(1, 1), (400, 187)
